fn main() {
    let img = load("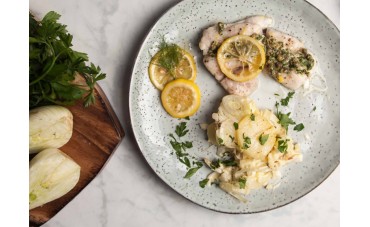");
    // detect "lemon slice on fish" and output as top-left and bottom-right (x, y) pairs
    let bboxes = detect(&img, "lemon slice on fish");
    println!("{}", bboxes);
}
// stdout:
(161, 79), (201, 118)
(149, 45), (197, 90)
(217, 35), (265, 82)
